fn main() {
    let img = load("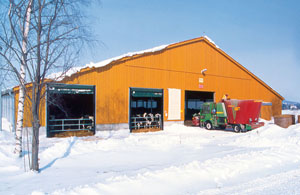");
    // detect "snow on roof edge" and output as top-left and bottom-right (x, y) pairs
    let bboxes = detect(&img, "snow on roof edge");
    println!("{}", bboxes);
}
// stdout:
(85, 44), (169, 69)
(48, 44), (169, 81)
(203, 35), (220, 48)
(48, 35), (220, 81)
